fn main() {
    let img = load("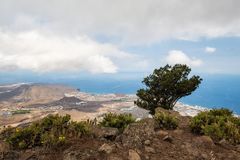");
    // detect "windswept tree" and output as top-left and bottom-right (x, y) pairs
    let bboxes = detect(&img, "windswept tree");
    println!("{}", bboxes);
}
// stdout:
(135, 64), (202, 114)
